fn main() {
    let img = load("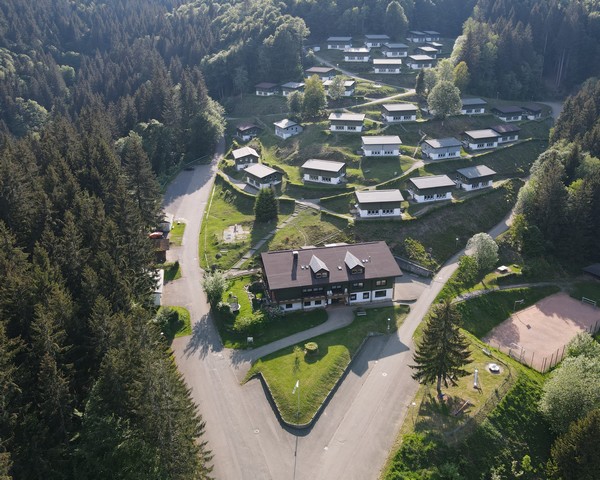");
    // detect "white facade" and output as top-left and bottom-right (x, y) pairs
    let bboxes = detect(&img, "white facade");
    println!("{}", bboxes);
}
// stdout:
(235, 159), (257, 171)
(328, 42), (352, 50)
(408, 190), (452, 203)
(330, 124), (363, 132)
(344, 53), (370, 62)
(461, 106), (485, 114)
(467, 140), (498, 150)
(303, 172), (343, 185)
(348, 288), (393, 303)
(457, 179), (493, 191)
(373, 65), (401, 74)
(407, 60), (433, 69)
(362, 146), (400, 156)
(422, 148), (460, 160)
(496, 134), (519, 144)
(357, 206), (401, 218)
(246, 176), (281, 189)
(256, 89), (275, 96)
(383, 113), (416, 122)
(383, 50), (408, 58)
(275, 125), (302, 139)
